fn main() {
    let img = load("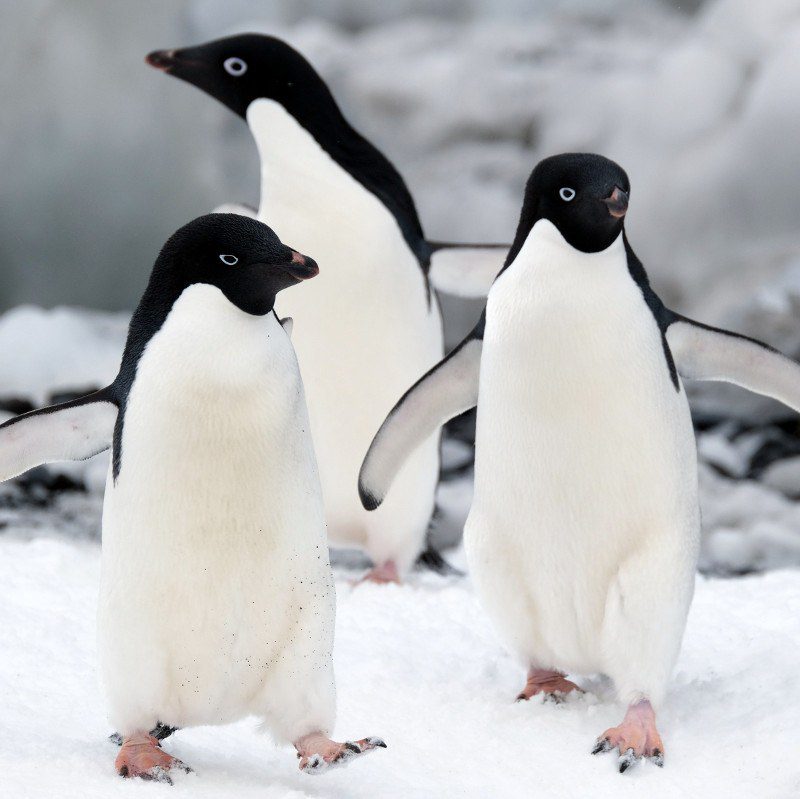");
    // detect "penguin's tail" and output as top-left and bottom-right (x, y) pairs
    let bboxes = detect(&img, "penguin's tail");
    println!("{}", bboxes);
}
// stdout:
(415, 545), (463, 576)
